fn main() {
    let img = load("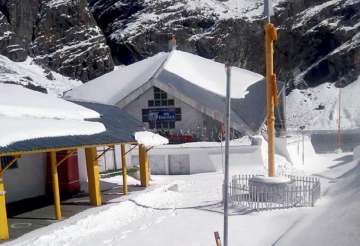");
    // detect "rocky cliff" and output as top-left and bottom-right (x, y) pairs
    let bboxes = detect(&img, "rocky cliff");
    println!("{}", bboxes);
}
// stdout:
(0, 0), (358, 91)
(0, 0), (113, 82)
(89, 0), (360, 89)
